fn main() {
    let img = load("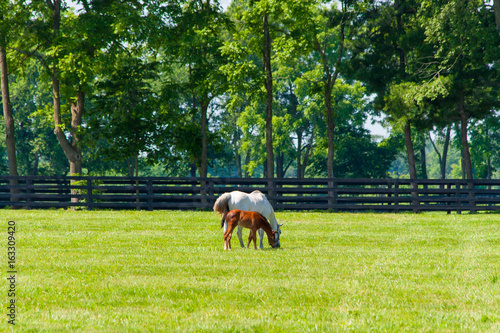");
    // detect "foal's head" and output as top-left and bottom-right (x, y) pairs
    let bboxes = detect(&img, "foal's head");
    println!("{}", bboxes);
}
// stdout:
(268, 231), (279, 248)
